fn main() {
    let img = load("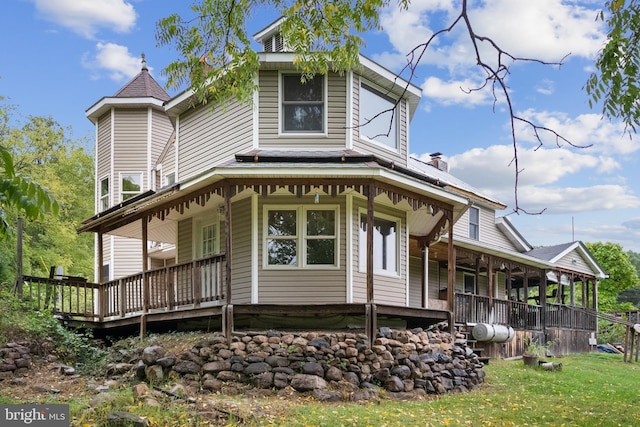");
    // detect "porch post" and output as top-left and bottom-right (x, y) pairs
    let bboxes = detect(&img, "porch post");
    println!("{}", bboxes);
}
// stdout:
(540, 270), (547, 331)
(422, 245), (429, 308)
(487, 255), (494, 320)
(447, 218), (455, 333)
(141, 217), (149, 338)
(570, 273), (576, 306)
(223, 182), (234, 344)
(365, 183), (376, 345)
(97, 230), (105, 322)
